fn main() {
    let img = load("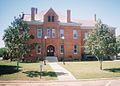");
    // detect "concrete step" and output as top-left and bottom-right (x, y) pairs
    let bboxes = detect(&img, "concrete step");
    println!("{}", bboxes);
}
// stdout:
(46, 56), (58, 62)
